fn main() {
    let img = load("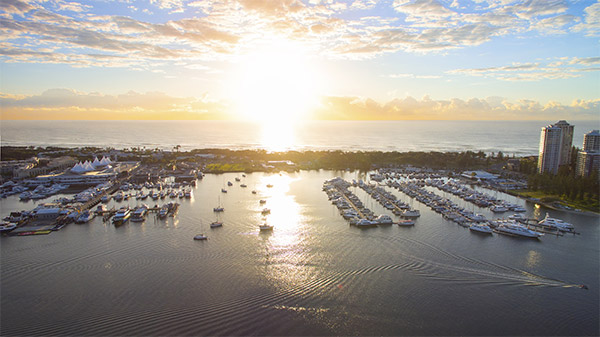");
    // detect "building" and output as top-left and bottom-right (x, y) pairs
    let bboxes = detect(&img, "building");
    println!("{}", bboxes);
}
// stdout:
(576, 130), (600, 177)
(538, 121), (574, 174)
(582, 130), (600, 152)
